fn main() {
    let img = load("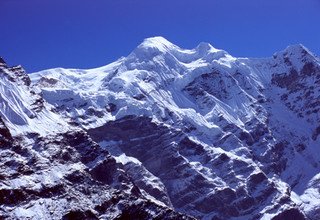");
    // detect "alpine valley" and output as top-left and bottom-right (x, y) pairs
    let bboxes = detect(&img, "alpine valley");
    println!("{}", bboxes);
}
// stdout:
(1, 37), (320, 219)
